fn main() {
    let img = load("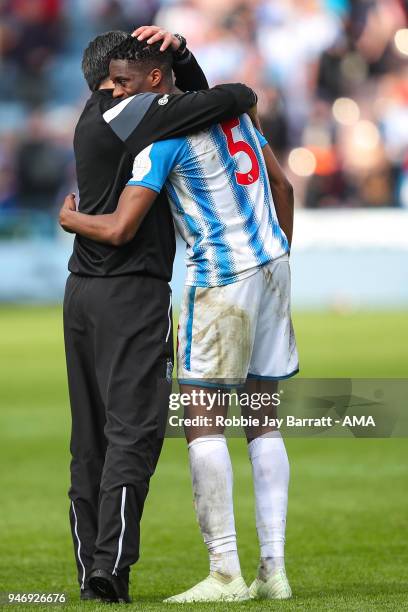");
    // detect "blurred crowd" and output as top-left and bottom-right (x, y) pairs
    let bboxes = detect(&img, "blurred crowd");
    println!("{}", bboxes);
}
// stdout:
(0, 0), (407, 238)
